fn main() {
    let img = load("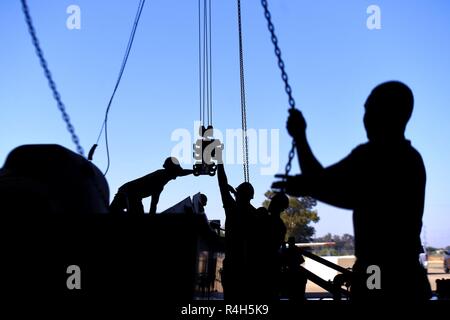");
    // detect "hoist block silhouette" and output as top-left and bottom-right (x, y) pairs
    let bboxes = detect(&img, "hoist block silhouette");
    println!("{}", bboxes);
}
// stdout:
(193, 125), (223, 176)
